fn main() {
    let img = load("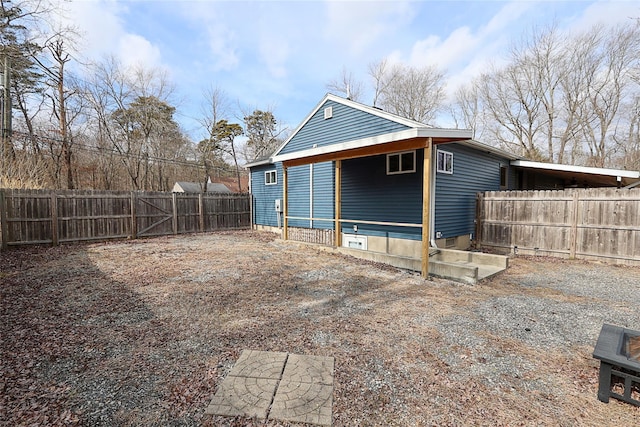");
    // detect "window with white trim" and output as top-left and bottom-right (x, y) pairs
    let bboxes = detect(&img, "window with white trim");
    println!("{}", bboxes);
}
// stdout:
(386, 150), (416, 175)
(265, 170), (277, 185)
(436, 150), (453, 174)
